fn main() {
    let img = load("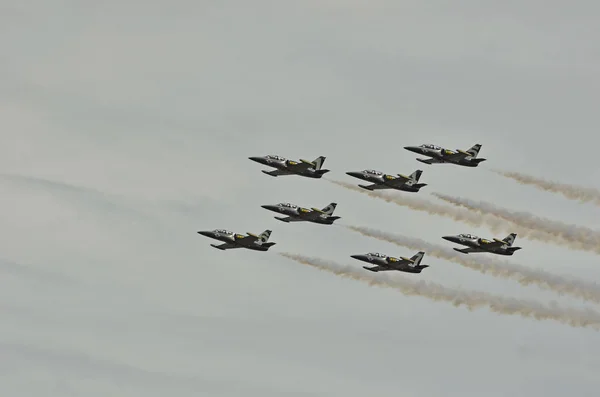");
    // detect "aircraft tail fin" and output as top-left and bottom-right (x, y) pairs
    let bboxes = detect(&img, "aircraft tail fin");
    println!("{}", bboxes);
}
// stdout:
(502, 233), (517, 246)
(258, 230), (272, 243)
(465, 144), (482, 158)
(408, 170), (423, 181)
(311, 156), (326, 170)
(320, 202), (337, 215)
(410, 251), (425, 266)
